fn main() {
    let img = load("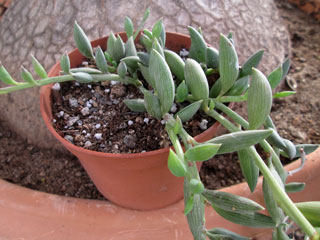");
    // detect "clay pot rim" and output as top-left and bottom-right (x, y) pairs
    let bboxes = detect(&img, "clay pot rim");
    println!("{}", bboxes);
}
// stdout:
(40, 31), (221, 159)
